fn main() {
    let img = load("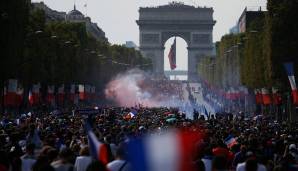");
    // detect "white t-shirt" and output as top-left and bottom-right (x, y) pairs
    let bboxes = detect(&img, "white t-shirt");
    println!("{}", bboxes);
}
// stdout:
(107, 160), (131, 171)
(236, 162), (267, 171)
(74, 156), (92, 171)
